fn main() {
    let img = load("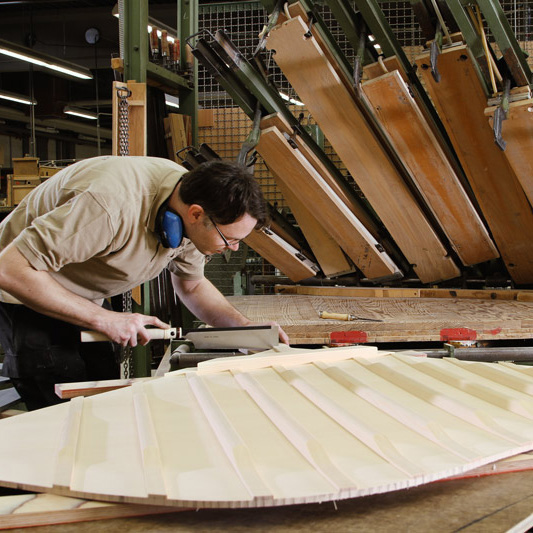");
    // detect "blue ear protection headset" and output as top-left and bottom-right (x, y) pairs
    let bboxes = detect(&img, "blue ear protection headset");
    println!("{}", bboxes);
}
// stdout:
(156, 202), (183, 248)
